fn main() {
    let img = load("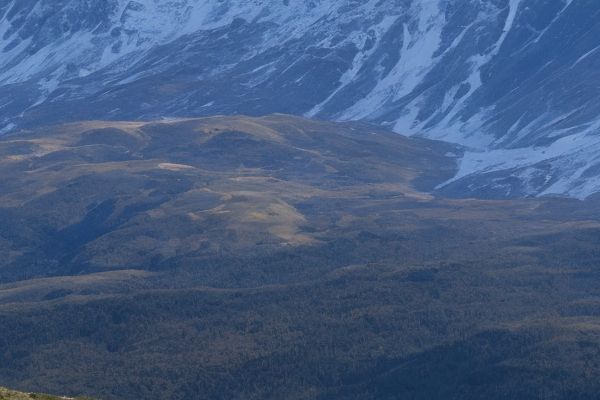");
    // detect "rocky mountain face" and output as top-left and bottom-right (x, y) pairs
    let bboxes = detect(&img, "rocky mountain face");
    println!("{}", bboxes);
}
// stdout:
(1, 0), (600, 198)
